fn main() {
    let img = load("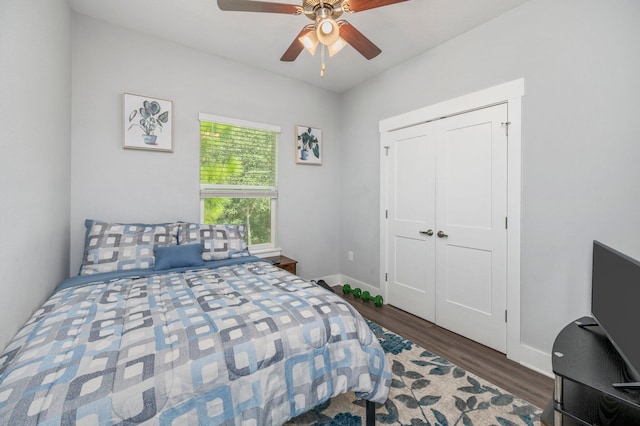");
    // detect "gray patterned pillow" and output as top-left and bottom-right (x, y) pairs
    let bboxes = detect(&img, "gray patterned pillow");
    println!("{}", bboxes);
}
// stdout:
(80, 221), (179, 275)
(179, 223), (249, 261)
